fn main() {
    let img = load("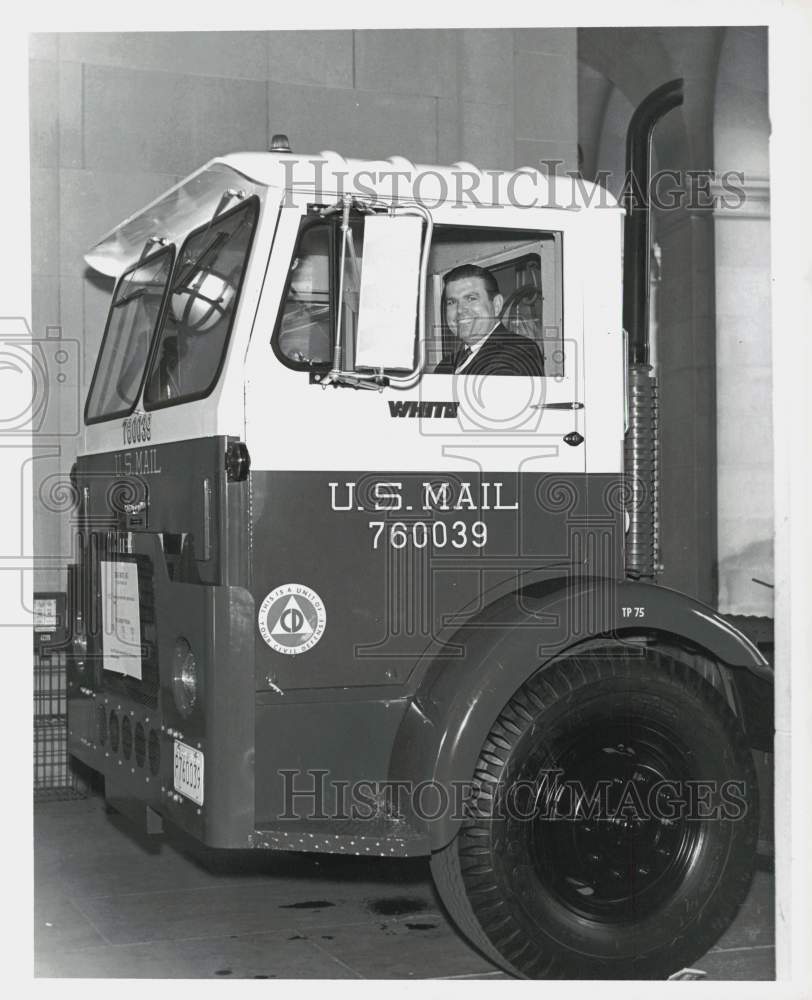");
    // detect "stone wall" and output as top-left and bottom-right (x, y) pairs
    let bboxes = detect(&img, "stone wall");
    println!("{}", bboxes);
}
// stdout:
(29, 29), (577, 591)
